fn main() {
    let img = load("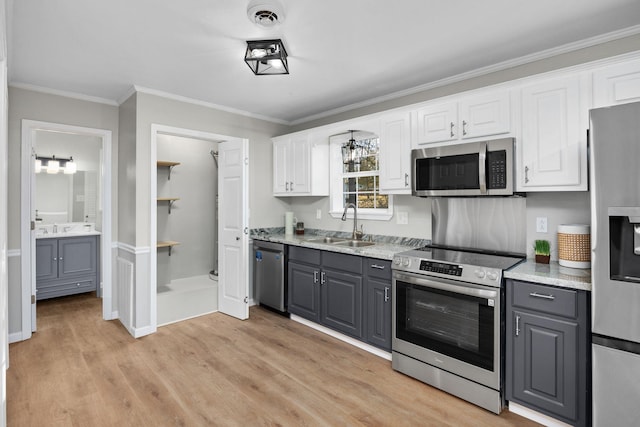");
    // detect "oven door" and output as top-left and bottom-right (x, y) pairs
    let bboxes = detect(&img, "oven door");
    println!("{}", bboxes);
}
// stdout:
(392, 270), (502, 389)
